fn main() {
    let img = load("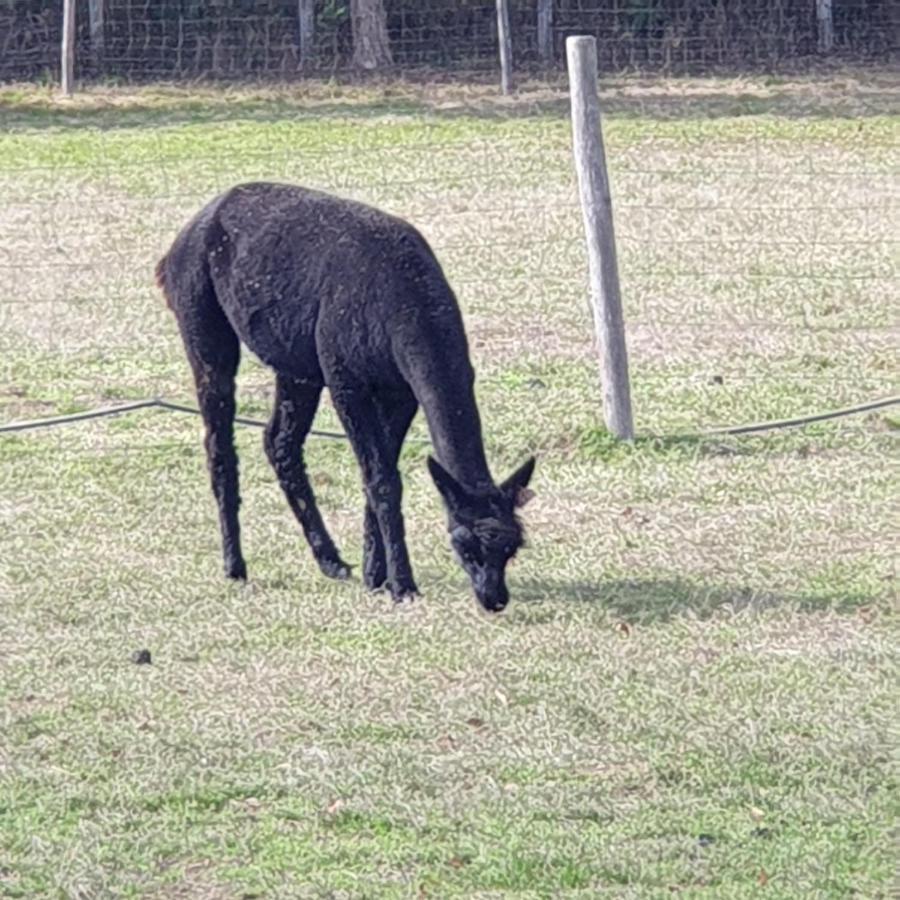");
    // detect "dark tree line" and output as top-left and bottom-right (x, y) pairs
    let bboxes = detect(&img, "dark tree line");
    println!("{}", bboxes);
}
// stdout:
(1, 0), (895, 81)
